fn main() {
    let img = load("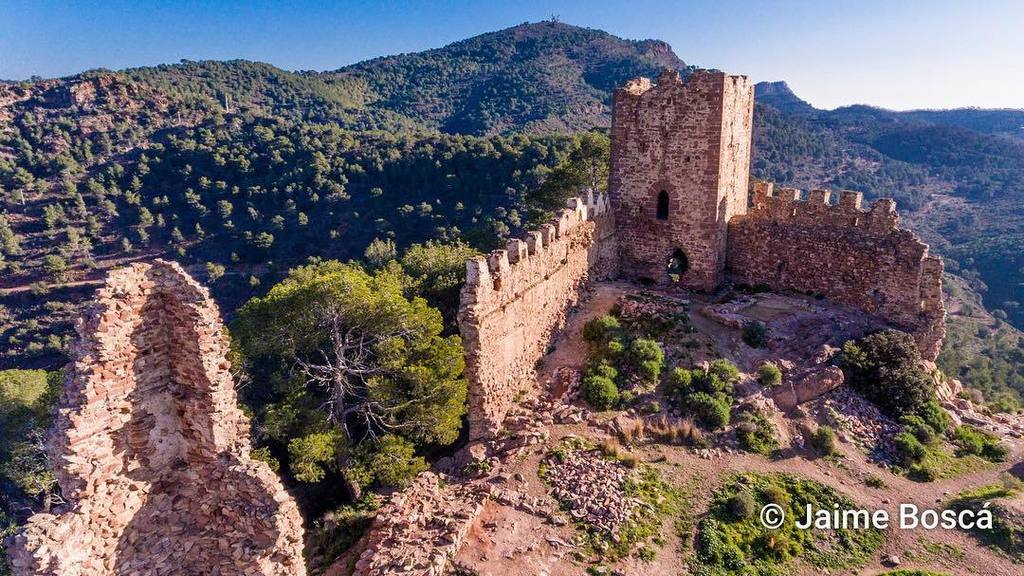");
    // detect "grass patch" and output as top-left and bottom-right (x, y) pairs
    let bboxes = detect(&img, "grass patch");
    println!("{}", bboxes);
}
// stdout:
(735, 410), (780, 456)
(947, 484), (1024, 562)
(919, 537), (965, 561)
(691, 473), (884, 576)
(906, 444), (991, 482)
